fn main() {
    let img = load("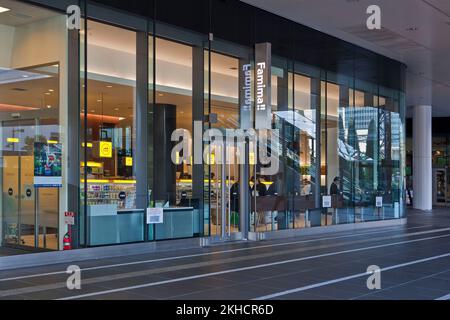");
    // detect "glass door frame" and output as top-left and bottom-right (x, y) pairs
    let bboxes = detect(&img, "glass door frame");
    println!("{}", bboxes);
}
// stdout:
(1, 119), (59, 251)
(207, 137), (244, 241)
(204, 40), (252, 242)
